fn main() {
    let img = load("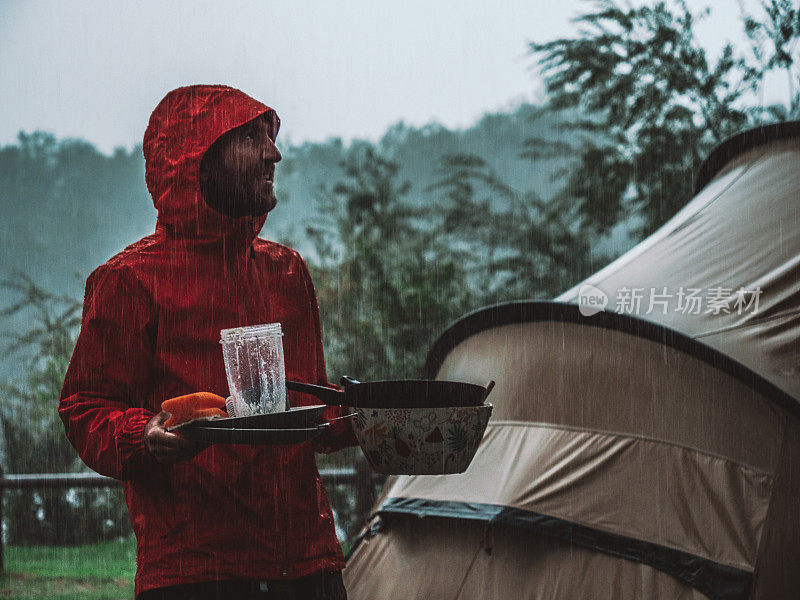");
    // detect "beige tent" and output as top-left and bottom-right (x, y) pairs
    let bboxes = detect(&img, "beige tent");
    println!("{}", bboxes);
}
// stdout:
(344, 122), (800, 599)
(558, 121), (800, 401)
